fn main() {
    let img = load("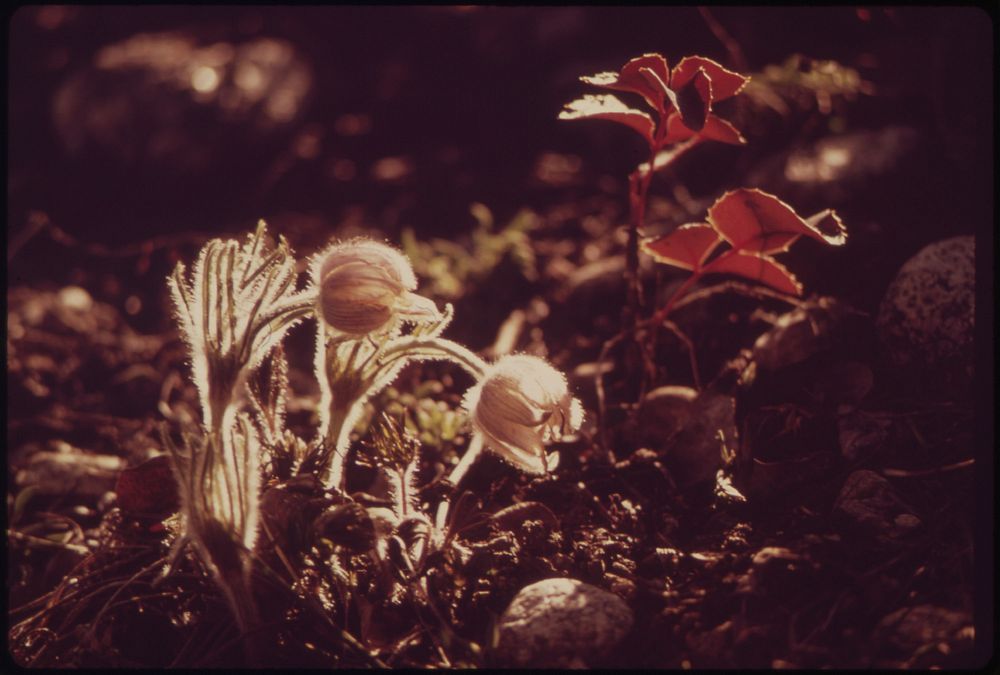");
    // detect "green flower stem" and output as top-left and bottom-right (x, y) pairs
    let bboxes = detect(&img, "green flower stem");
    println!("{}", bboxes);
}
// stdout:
(434, 433), (484, 533)
(324, 403), (358, 490)
(379, 337), (488, 380)
(322, 336), (487, 491)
